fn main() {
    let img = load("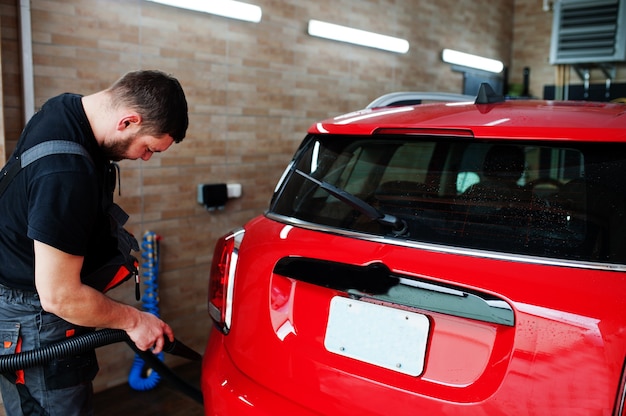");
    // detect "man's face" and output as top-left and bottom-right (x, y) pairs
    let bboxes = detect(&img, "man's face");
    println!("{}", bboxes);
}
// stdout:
(102, 132), (175, 161)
